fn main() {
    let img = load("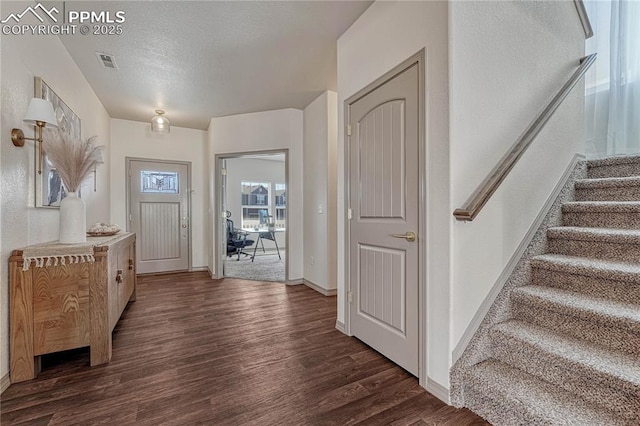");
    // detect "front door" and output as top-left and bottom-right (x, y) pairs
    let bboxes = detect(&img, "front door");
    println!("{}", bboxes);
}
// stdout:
(347, 60), (420, 376)
(129, 160), (190, 274)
